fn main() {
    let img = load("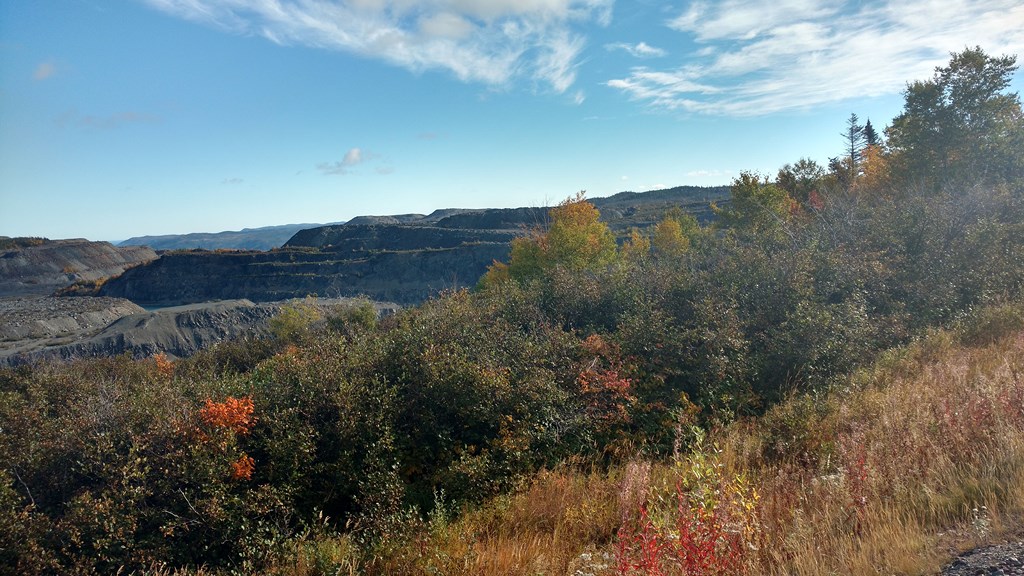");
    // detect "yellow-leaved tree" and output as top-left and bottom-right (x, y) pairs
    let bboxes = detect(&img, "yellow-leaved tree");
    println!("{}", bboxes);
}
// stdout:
(480, 192), (617, 287)
(652, 207), (701, 259)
